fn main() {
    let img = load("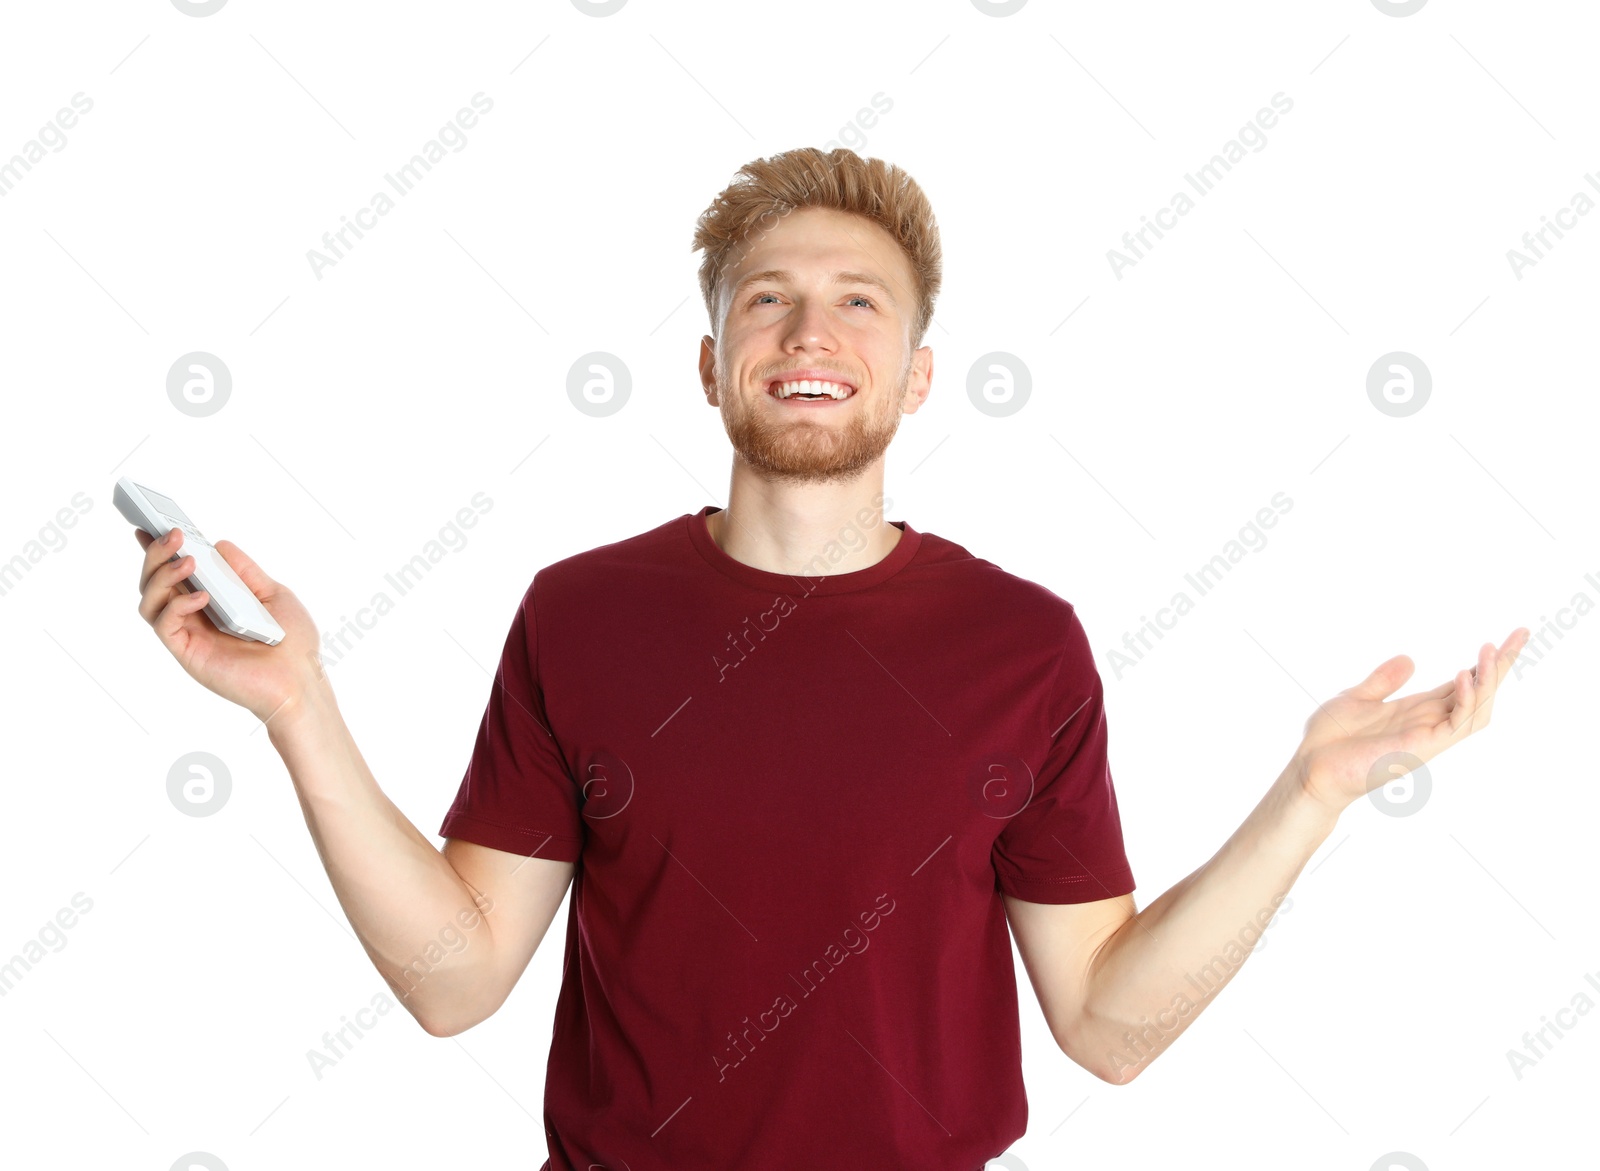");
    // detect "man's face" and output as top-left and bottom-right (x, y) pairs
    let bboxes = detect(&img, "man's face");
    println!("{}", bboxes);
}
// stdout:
(699, 206), (932, 486)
